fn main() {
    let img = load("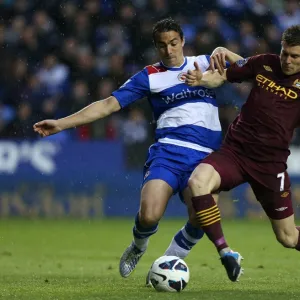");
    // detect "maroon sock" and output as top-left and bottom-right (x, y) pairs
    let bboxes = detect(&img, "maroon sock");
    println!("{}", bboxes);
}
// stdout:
(192, 194), (228, 252)
(295, 226), (300, 251)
